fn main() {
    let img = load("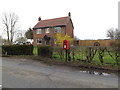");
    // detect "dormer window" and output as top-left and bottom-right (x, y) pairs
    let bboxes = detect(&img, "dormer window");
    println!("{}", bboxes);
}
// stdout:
(46, 28), (50, 33)
(54, 27), (61, 33)
(36, 29), (42, 34)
